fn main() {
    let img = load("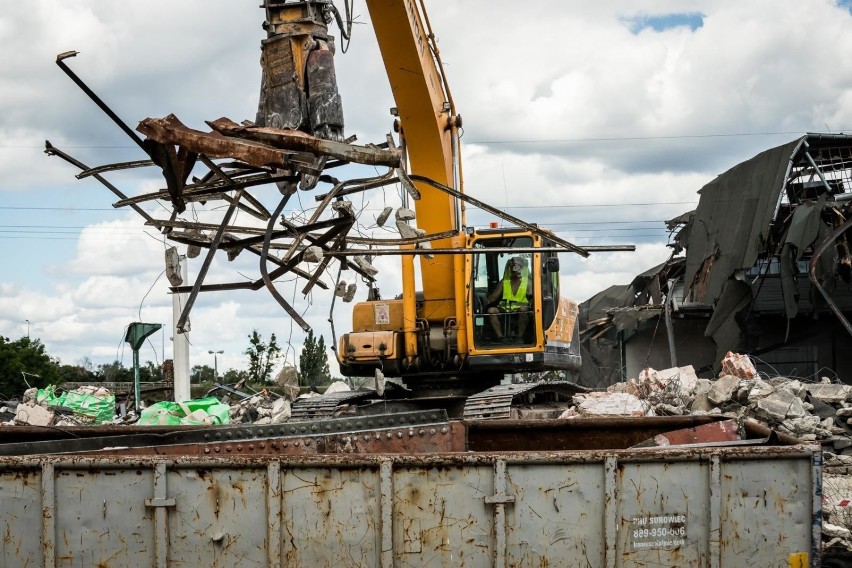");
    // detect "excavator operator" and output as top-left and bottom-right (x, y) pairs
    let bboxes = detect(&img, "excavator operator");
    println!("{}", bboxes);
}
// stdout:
(486, 256), (531, 341)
